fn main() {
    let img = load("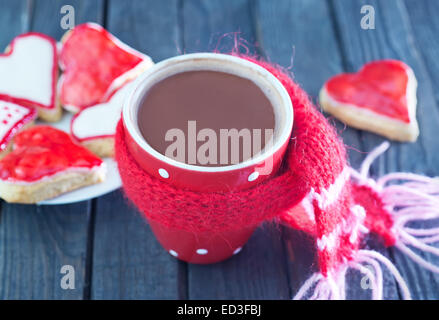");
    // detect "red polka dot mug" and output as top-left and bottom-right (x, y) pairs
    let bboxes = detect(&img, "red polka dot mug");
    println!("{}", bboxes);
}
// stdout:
(122, 53), (293, 264)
